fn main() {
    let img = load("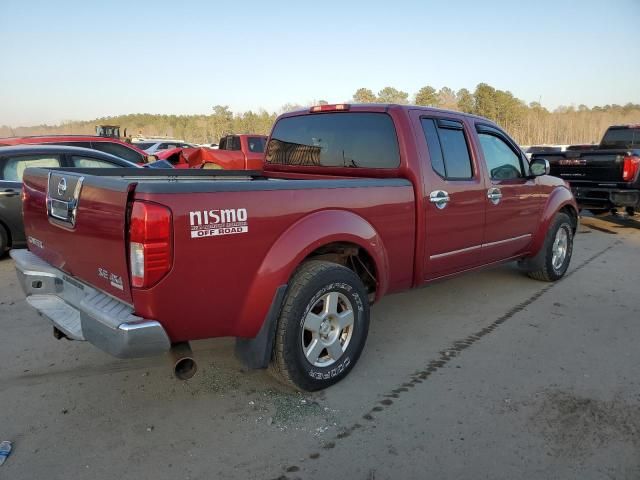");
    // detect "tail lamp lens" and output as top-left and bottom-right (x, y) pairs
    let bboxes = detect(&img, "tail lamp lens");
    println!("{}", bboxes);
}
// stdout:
(622, 155), (640, 181)
(129, 201), (172, 288)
